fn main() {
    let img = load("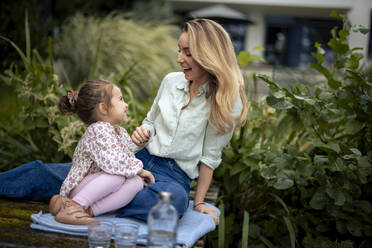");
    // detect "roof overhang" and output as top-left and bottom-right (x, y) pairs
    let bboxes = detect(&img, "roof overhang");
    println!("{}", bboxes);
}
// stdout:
(168, 0), (353, 18)
(189, 4), (253, 24)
